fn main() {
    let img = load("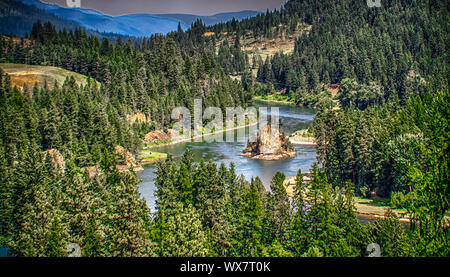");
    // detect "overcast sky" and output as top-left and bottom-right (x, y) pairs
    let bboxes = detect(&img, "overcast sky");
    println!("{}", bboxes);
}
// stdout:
(42, 0), (284, 16)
